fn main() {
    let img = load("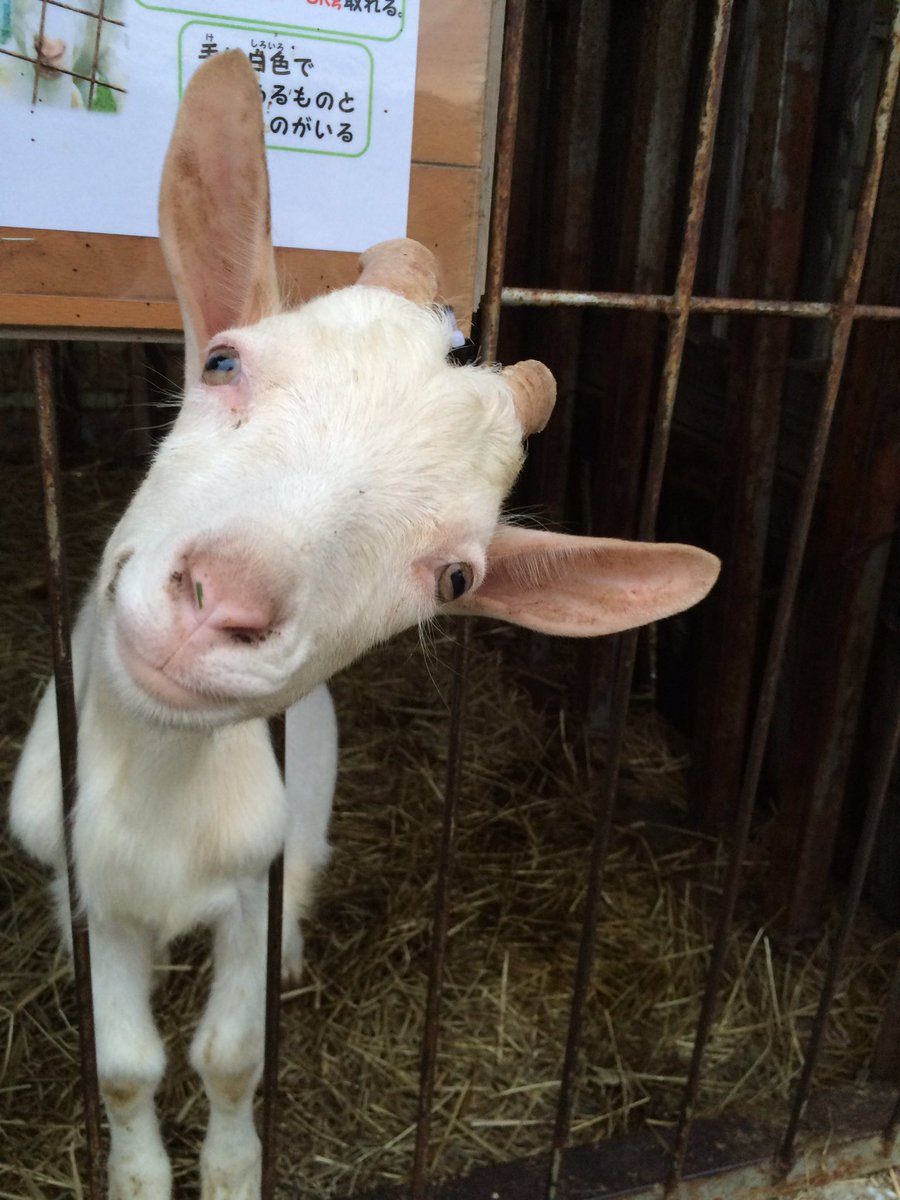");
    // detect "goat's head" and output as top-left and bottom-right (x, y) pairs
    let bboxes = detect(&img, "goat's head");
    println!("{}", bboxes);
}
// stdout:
(100, 50), (719, 727)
